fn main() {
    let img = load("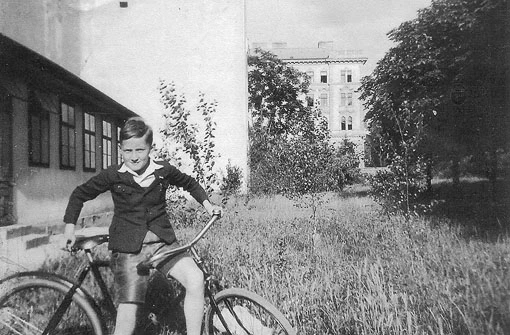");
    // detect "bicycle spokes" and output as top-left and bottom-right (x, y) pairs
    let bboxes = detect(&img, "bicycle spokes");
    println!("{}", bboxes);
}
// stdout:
(0, 307), (43, 335)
